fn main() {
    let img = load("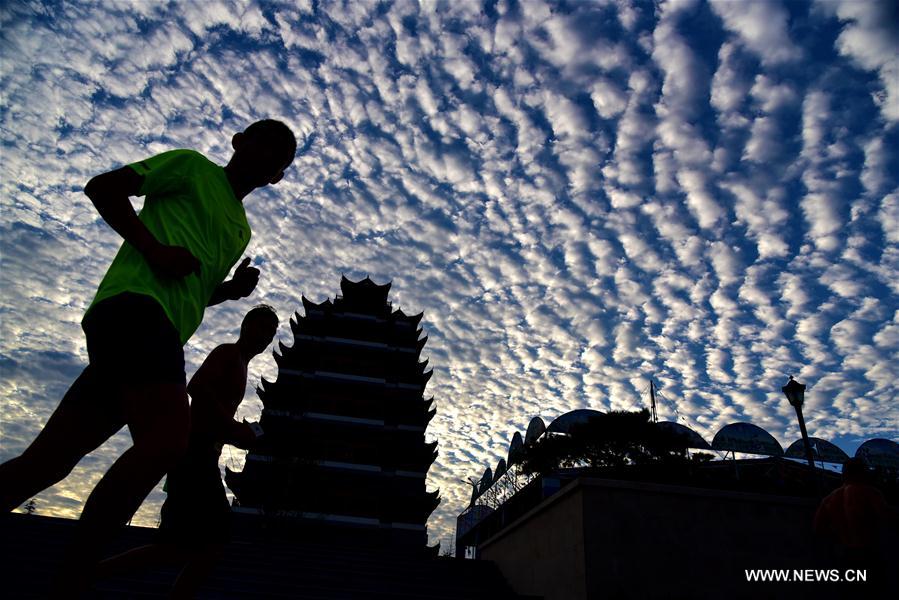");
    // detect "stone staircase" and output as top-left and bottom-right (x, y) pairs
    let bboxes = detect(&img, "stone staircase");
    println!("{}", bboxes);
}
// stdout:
(1, 513), (536, 599)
